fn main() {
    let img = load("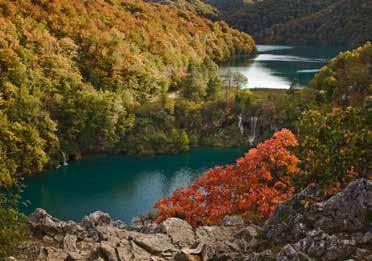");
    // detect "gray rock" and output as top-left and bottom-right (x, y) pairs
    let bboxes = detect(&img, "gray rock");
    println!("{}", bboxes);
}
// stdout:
(130, 215), (160, 233)
(263, 179), (372, 244)
(292, 229), (356, 260)
(245, 250), (275, 261)
(80, 211), (112, 229)
(160, 218), (196, 248)
(222, 215), (245, 226)
(306, 178), (372, 234)
(262, 184), (320, 243)
(276, 244), (300, 261)
(28, 208), (65, 237)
